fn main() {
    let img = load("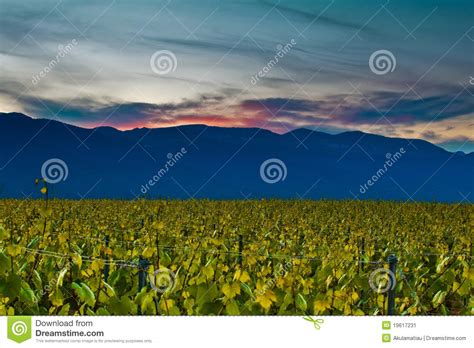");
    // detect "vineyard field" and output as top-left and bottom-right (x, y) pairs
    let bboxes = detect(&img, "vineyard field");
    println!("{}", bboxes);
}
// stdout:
(0, 199), (472, 316)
